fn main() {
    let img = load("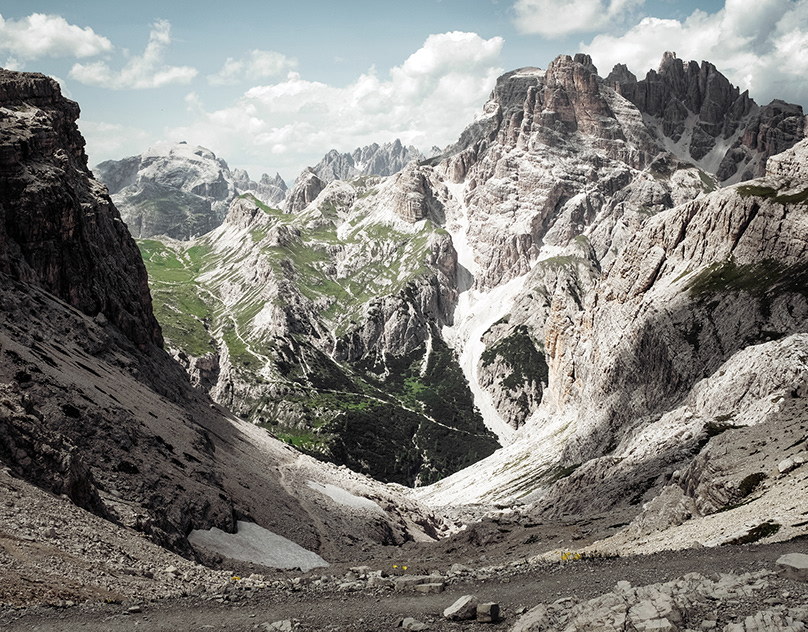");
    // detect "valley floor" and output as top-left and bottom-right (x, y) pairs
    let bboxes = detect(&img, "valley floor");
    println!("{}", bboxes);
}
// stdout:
(2, 540), (806, 631)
